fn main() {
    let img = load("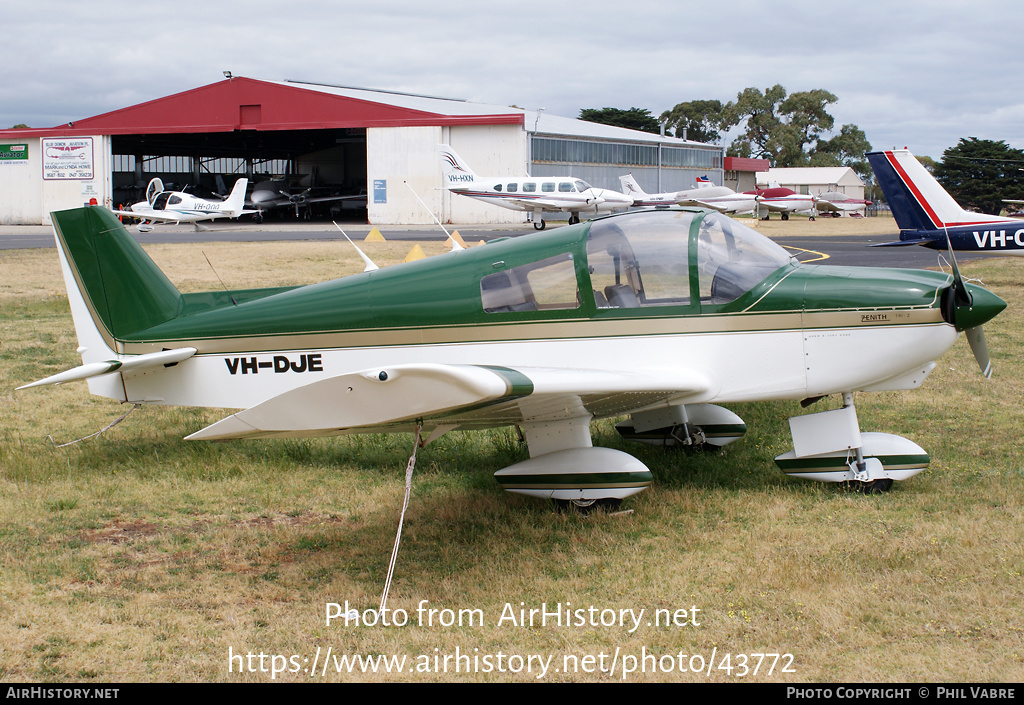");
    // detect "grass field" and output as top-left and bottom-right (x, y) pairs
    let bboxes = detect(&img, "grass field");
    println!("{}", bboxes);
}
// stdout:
(1, 227), (1022, 683)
